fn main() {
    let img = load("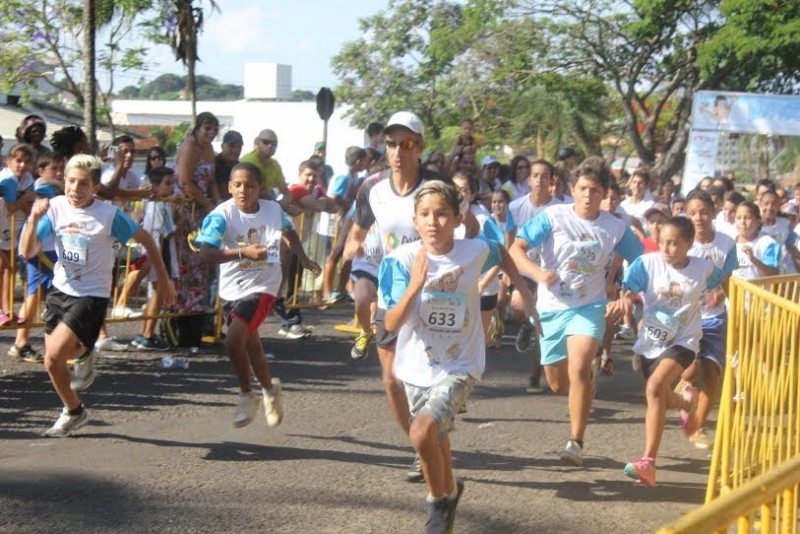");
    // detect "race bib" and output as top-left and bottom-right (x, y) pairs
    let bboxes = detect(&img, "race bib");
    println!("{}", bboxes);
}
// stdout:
(61, 234), (88, 266)
(420, 291), (467, 334)
(265, 239), (280, 264)
(642, 311), (679, 345)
